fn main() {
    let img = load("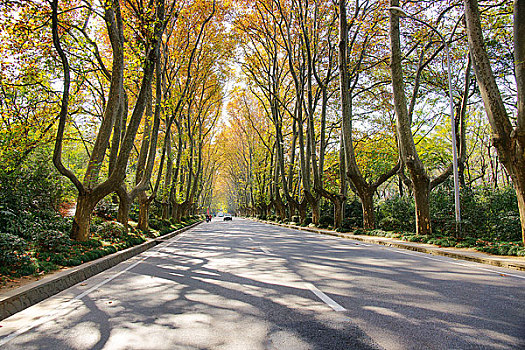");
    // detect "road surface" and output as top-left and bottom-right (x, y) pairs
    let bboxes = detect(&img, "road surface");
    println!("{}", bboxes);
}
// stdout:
(1, 218), (524, 349)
